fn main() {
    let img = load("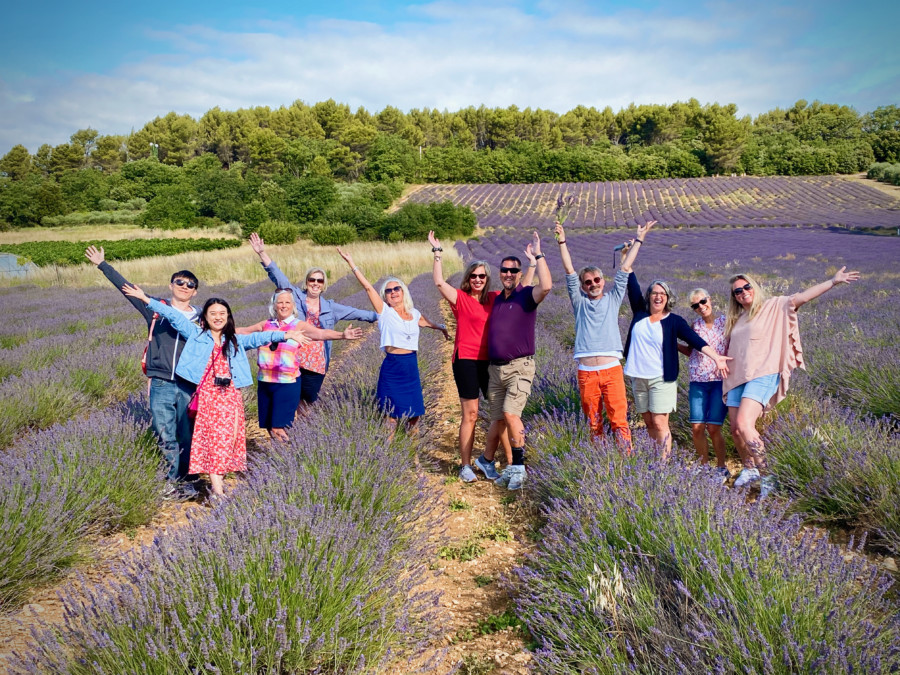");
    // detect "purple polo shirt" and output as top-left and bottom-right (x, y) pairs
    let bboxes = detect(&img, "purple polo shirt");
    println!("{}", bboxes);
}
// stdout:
(488, 285), (539, 361)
